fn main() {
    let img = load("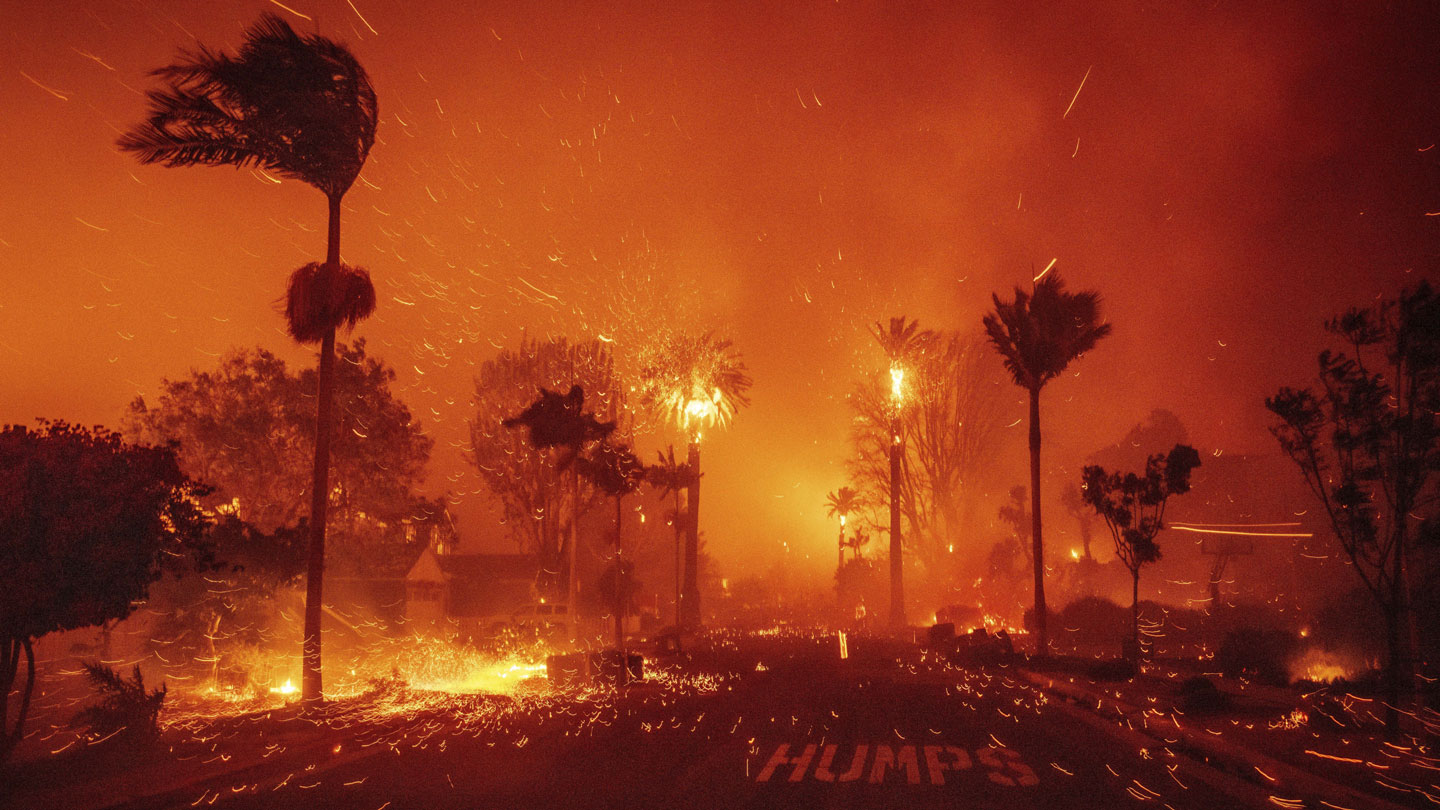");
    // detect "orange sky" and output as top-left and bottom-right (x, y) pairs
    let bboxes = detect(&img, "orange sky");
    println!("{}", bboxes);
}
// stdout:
(2, 0), (1437, 580)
